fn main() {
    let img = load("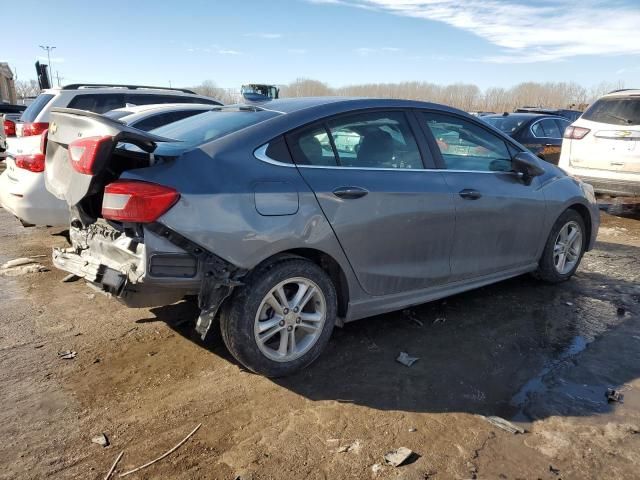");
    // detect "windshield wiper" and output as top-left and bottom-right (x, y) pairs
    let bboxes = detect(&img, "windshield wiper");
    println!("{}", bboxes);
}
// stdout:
(604, 112), (633, 124)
